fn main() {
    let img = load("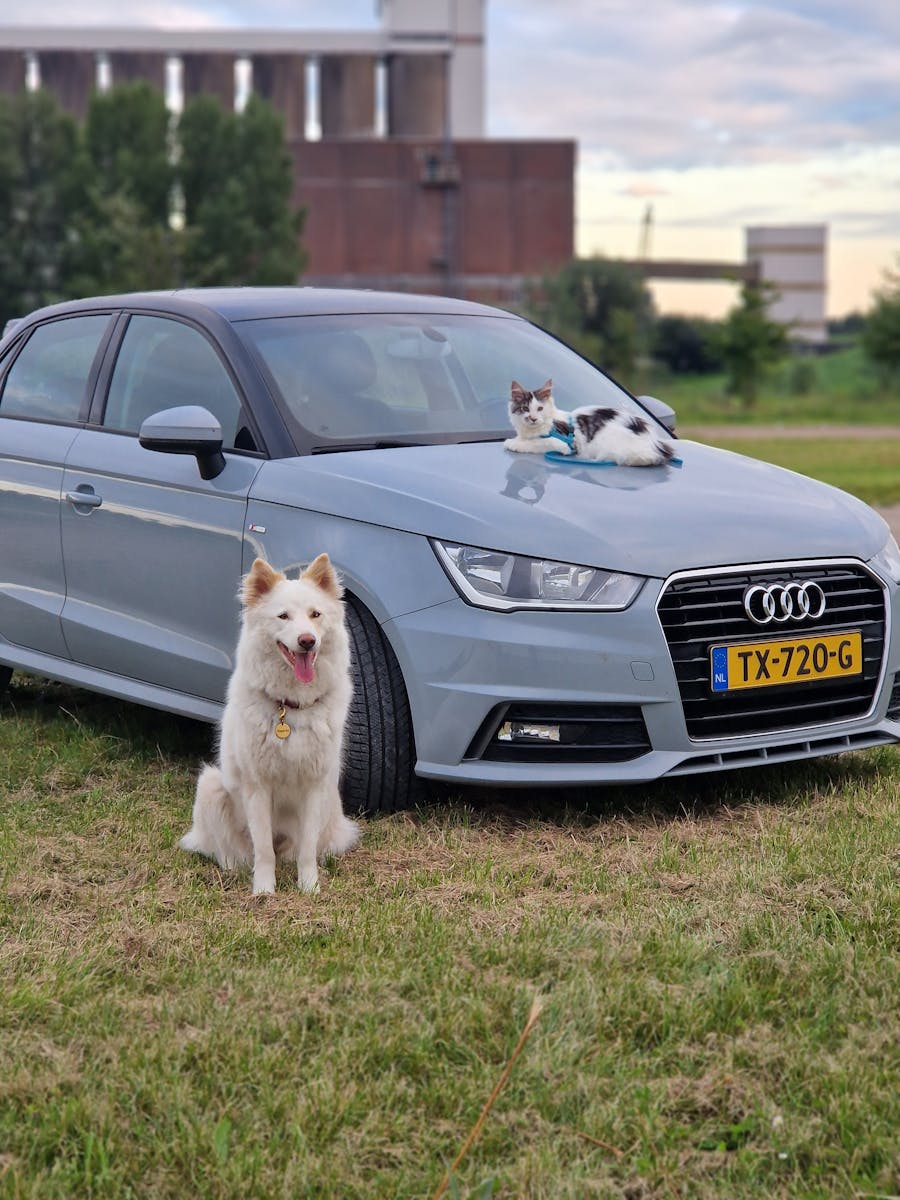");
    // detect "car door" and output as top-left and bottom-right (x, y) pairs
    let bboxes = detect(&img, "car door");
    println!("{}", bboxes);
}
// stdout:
(60, 313), (265, 702)
(0, 313), (114, 660)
